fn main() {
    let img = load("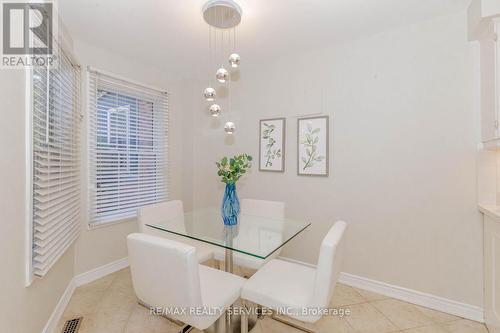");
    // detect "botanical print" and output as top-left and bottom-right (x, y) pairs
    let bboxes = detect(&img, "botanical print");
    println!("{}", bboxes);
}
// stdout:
(263, 123), (281, 167)
(259, 118), (285, 172)
(297, 116), (329, 176)
(300, 122), (325, 170)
